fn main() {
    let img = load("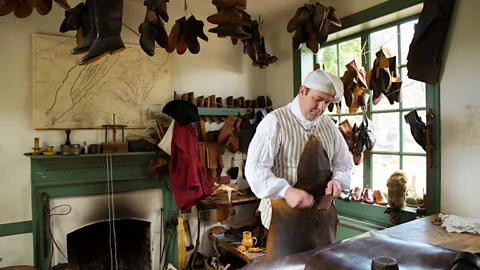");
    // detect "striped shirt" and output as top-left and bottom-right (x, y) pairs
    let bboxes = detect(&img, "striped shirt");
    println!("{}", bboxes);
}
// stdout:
(244, 96), (353, 228)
